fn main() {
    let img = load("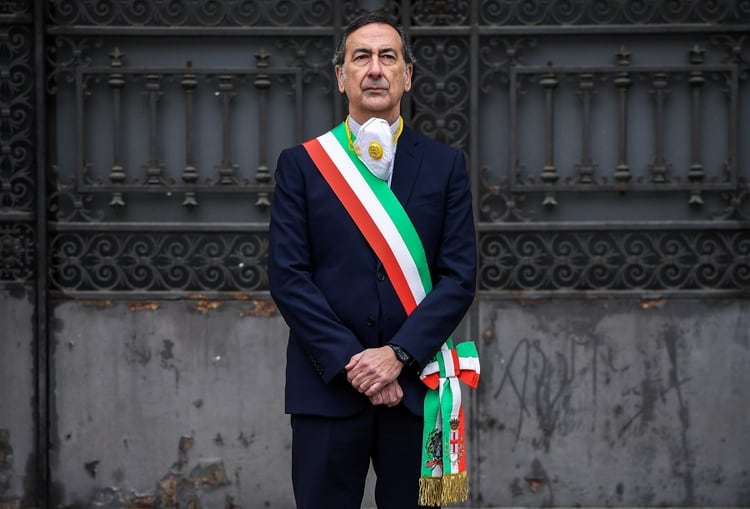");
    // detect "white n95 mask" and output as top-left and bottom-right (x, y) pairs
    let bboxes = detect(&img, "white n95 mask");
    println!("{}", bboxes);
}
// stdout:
(356, 117), (394, 181)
